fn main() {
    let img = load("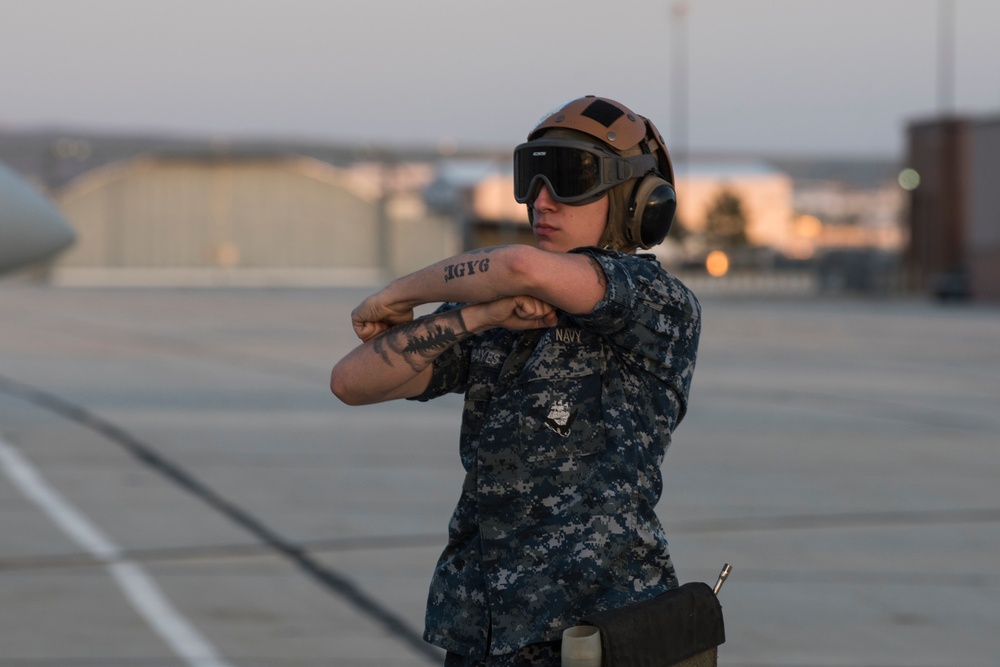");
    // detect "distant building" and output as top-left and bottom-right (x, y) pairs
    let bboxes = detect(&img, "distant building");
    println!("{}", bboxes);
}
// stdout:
(673, 160), (795, 257)
(0, 128), (911, 289)
(790, 173), (905, 253)
(423, 159), (532, 249)
(906, 115), (1000, 300)
(429, 159), (801, 260)
(51, 151), (458, 285)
